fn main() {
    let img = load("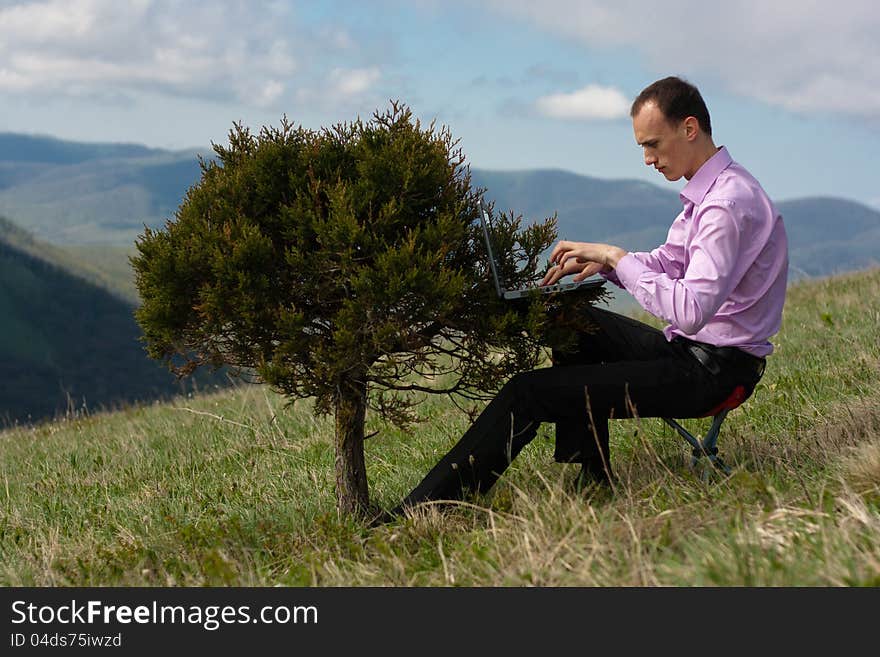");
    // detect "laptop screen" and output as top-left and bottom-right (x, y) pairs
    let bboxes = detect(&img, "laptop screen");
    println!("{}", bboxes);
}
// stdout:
(478, 200), (506, 297)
